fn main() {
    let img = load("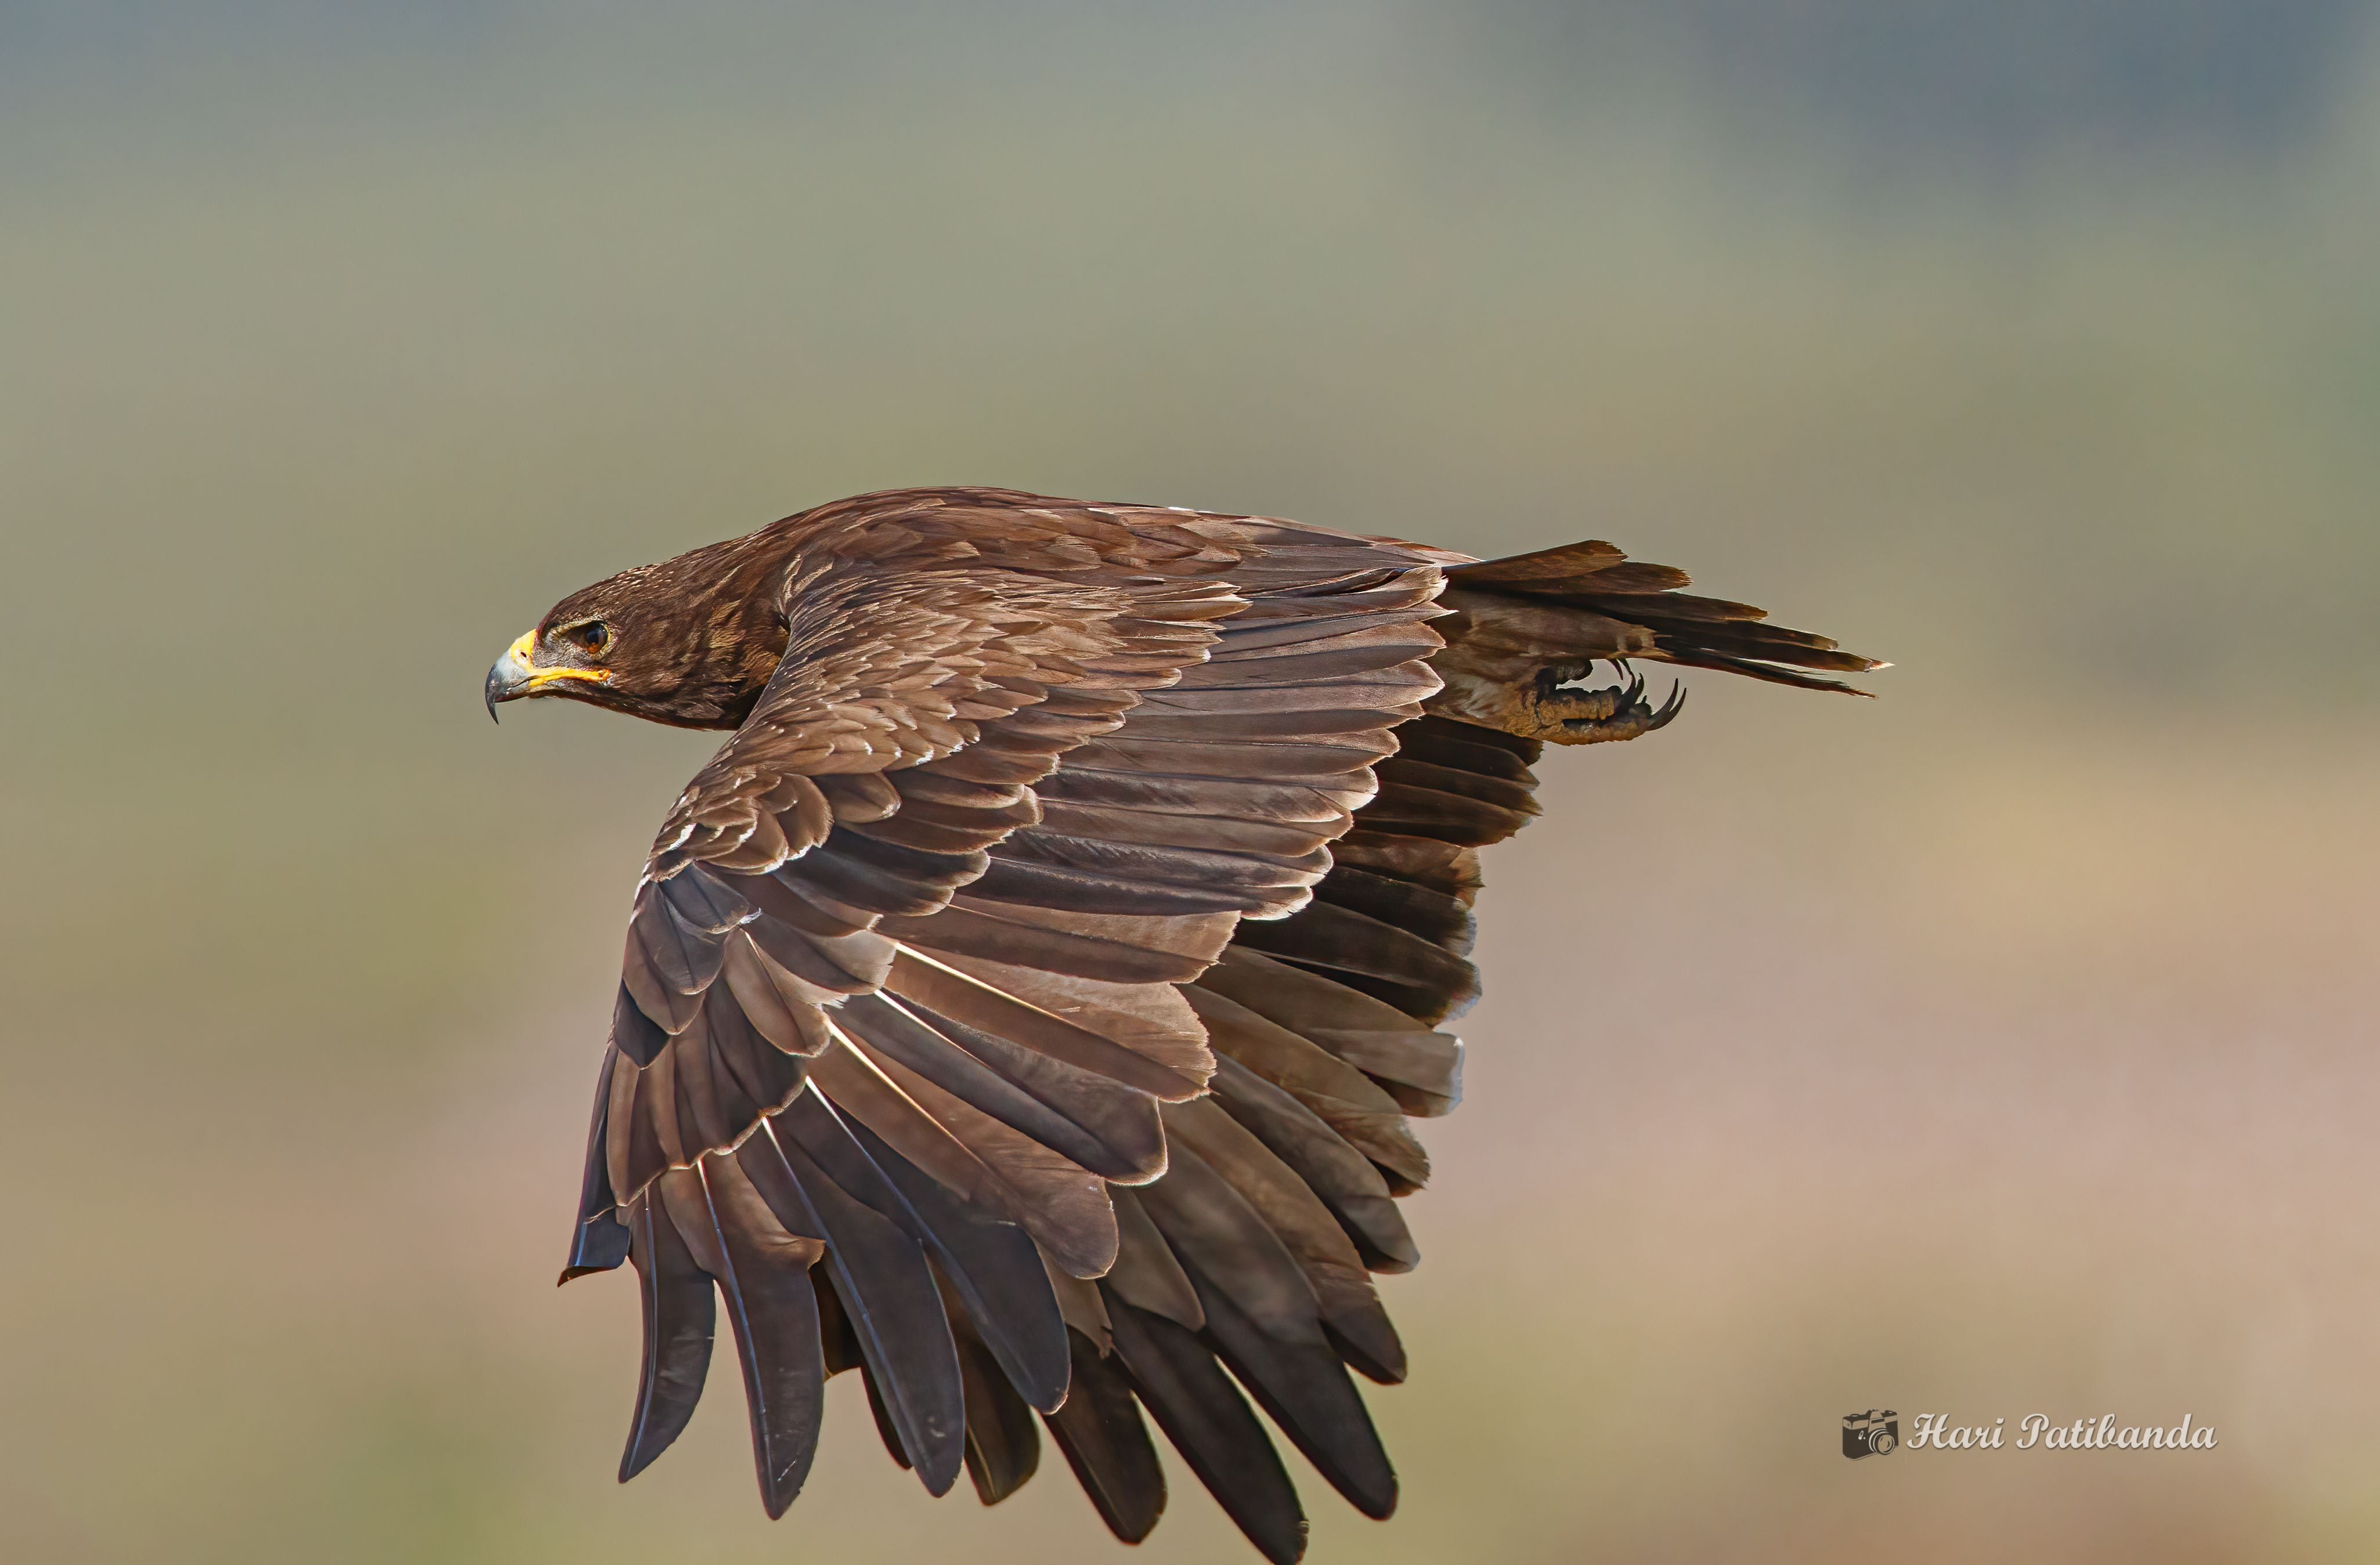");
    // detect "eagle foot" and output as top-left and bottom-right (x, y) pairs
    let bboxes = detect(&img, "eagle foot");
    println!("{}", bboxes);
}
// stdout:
(1521, 659), (1686, 745)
